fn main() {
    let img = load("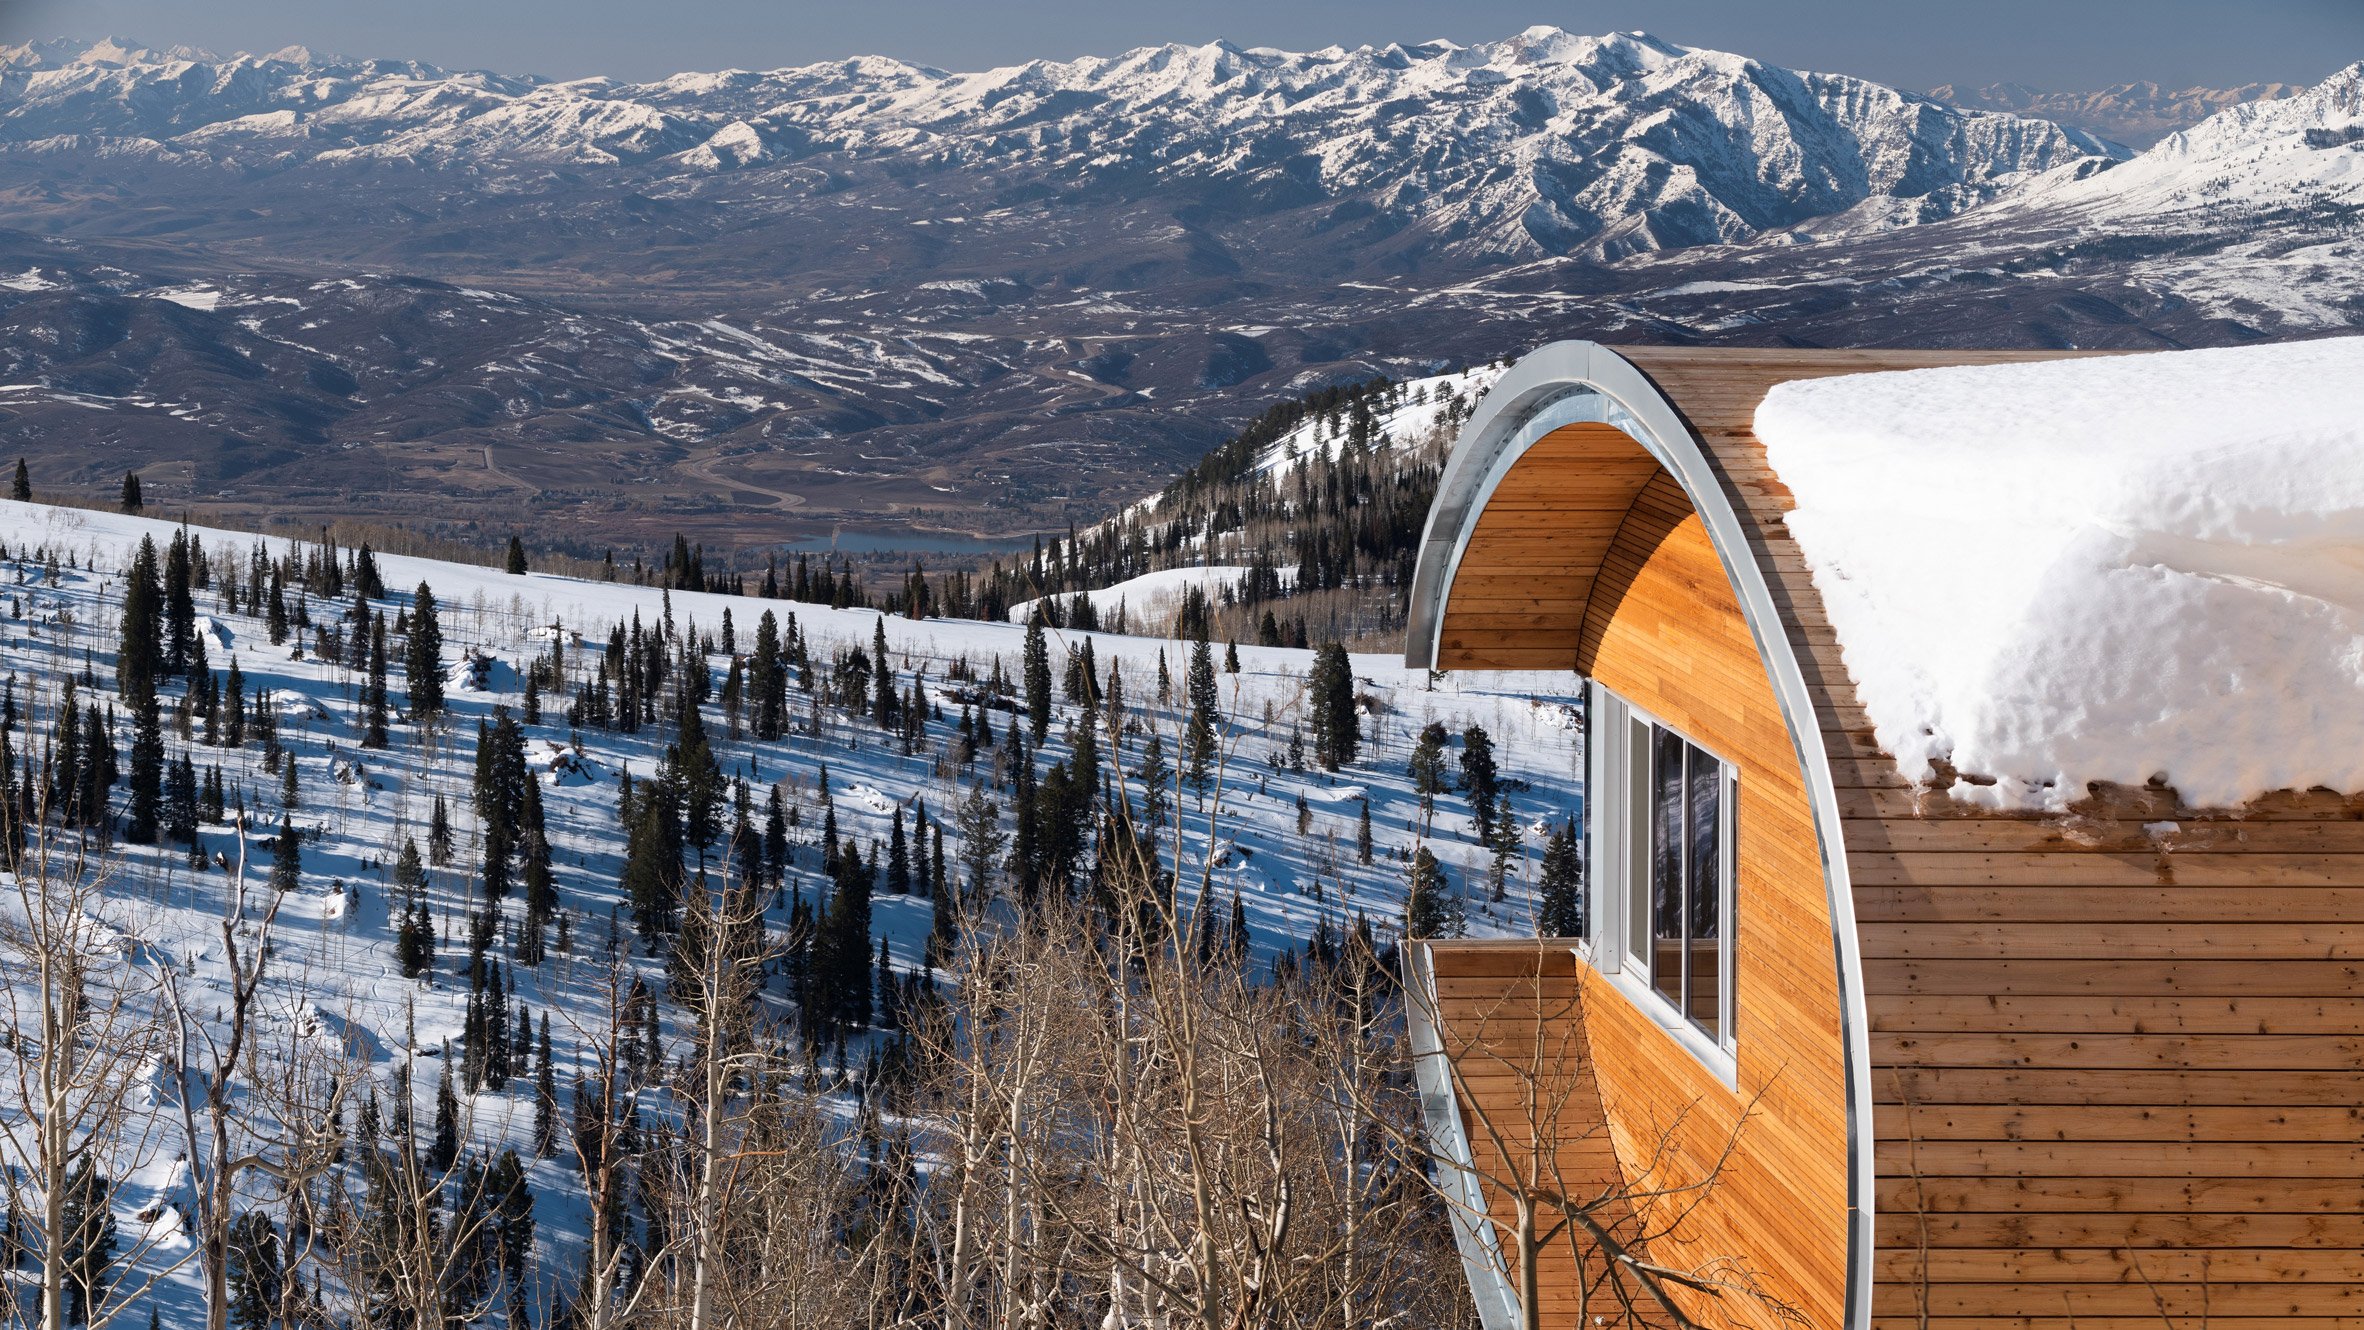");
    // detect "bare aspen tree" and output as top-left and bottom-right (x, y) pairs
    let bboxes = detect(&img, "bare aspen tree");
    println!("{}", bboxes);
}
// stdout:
(154, 821), (348, 1330)
(0, 789), (192, 1330)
